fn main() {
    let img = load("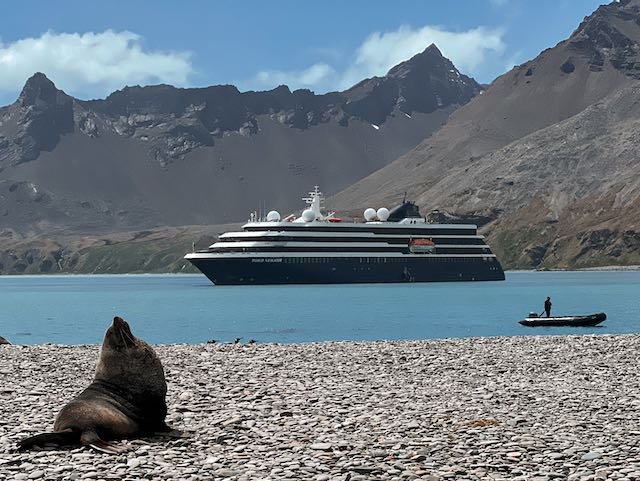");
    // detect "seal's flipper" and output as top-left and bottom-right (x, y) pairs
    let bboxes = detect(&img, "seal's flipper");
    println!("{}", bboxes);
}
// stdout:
(80, 430), (130, 455)
(154, 421), (188, 438)
(18, 429), (78, 450)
